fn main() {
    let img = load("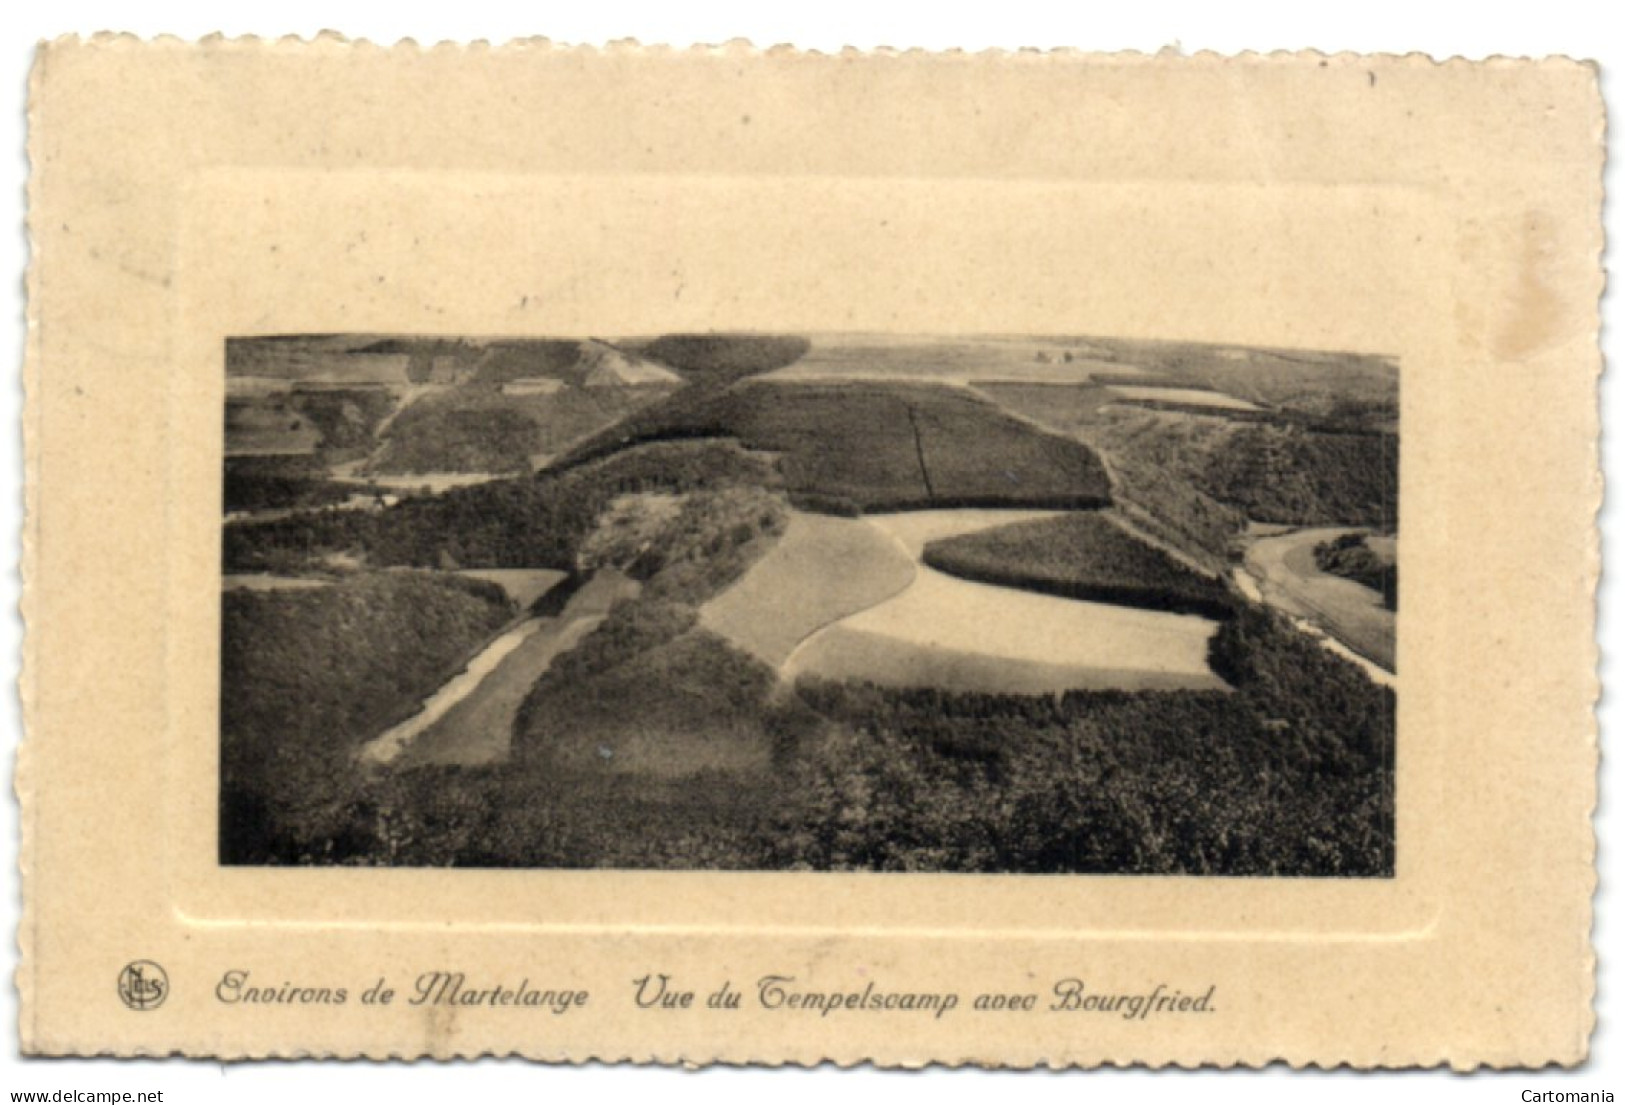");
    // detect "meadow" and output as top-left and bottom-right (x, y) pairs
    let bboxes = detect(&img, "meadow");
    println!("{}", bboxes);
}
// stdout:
(698, 511), (917, 667)
(781, 511), (1227, 697)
